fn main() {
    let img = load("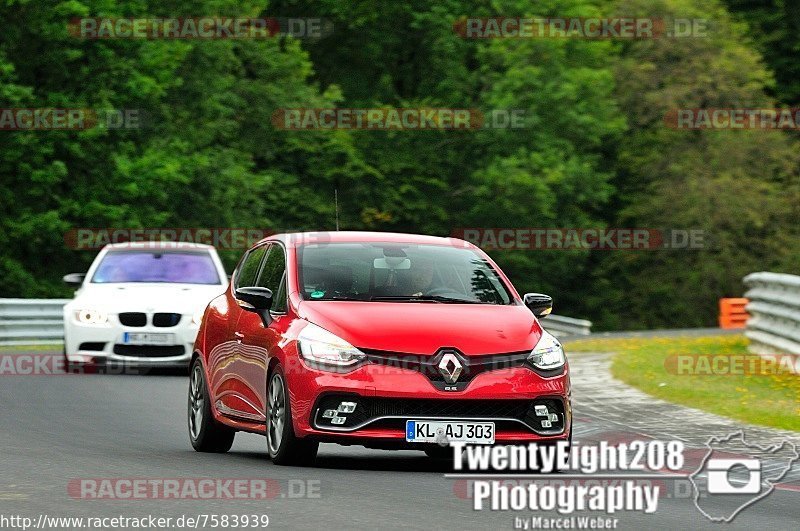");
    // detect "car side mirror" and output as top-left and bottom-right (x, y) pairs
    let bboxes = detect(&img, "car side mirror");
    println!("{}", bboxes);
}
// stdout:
(63, 273), (86, 286)
(235, 286), (274, 326)
(523, 293), (553, 318)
